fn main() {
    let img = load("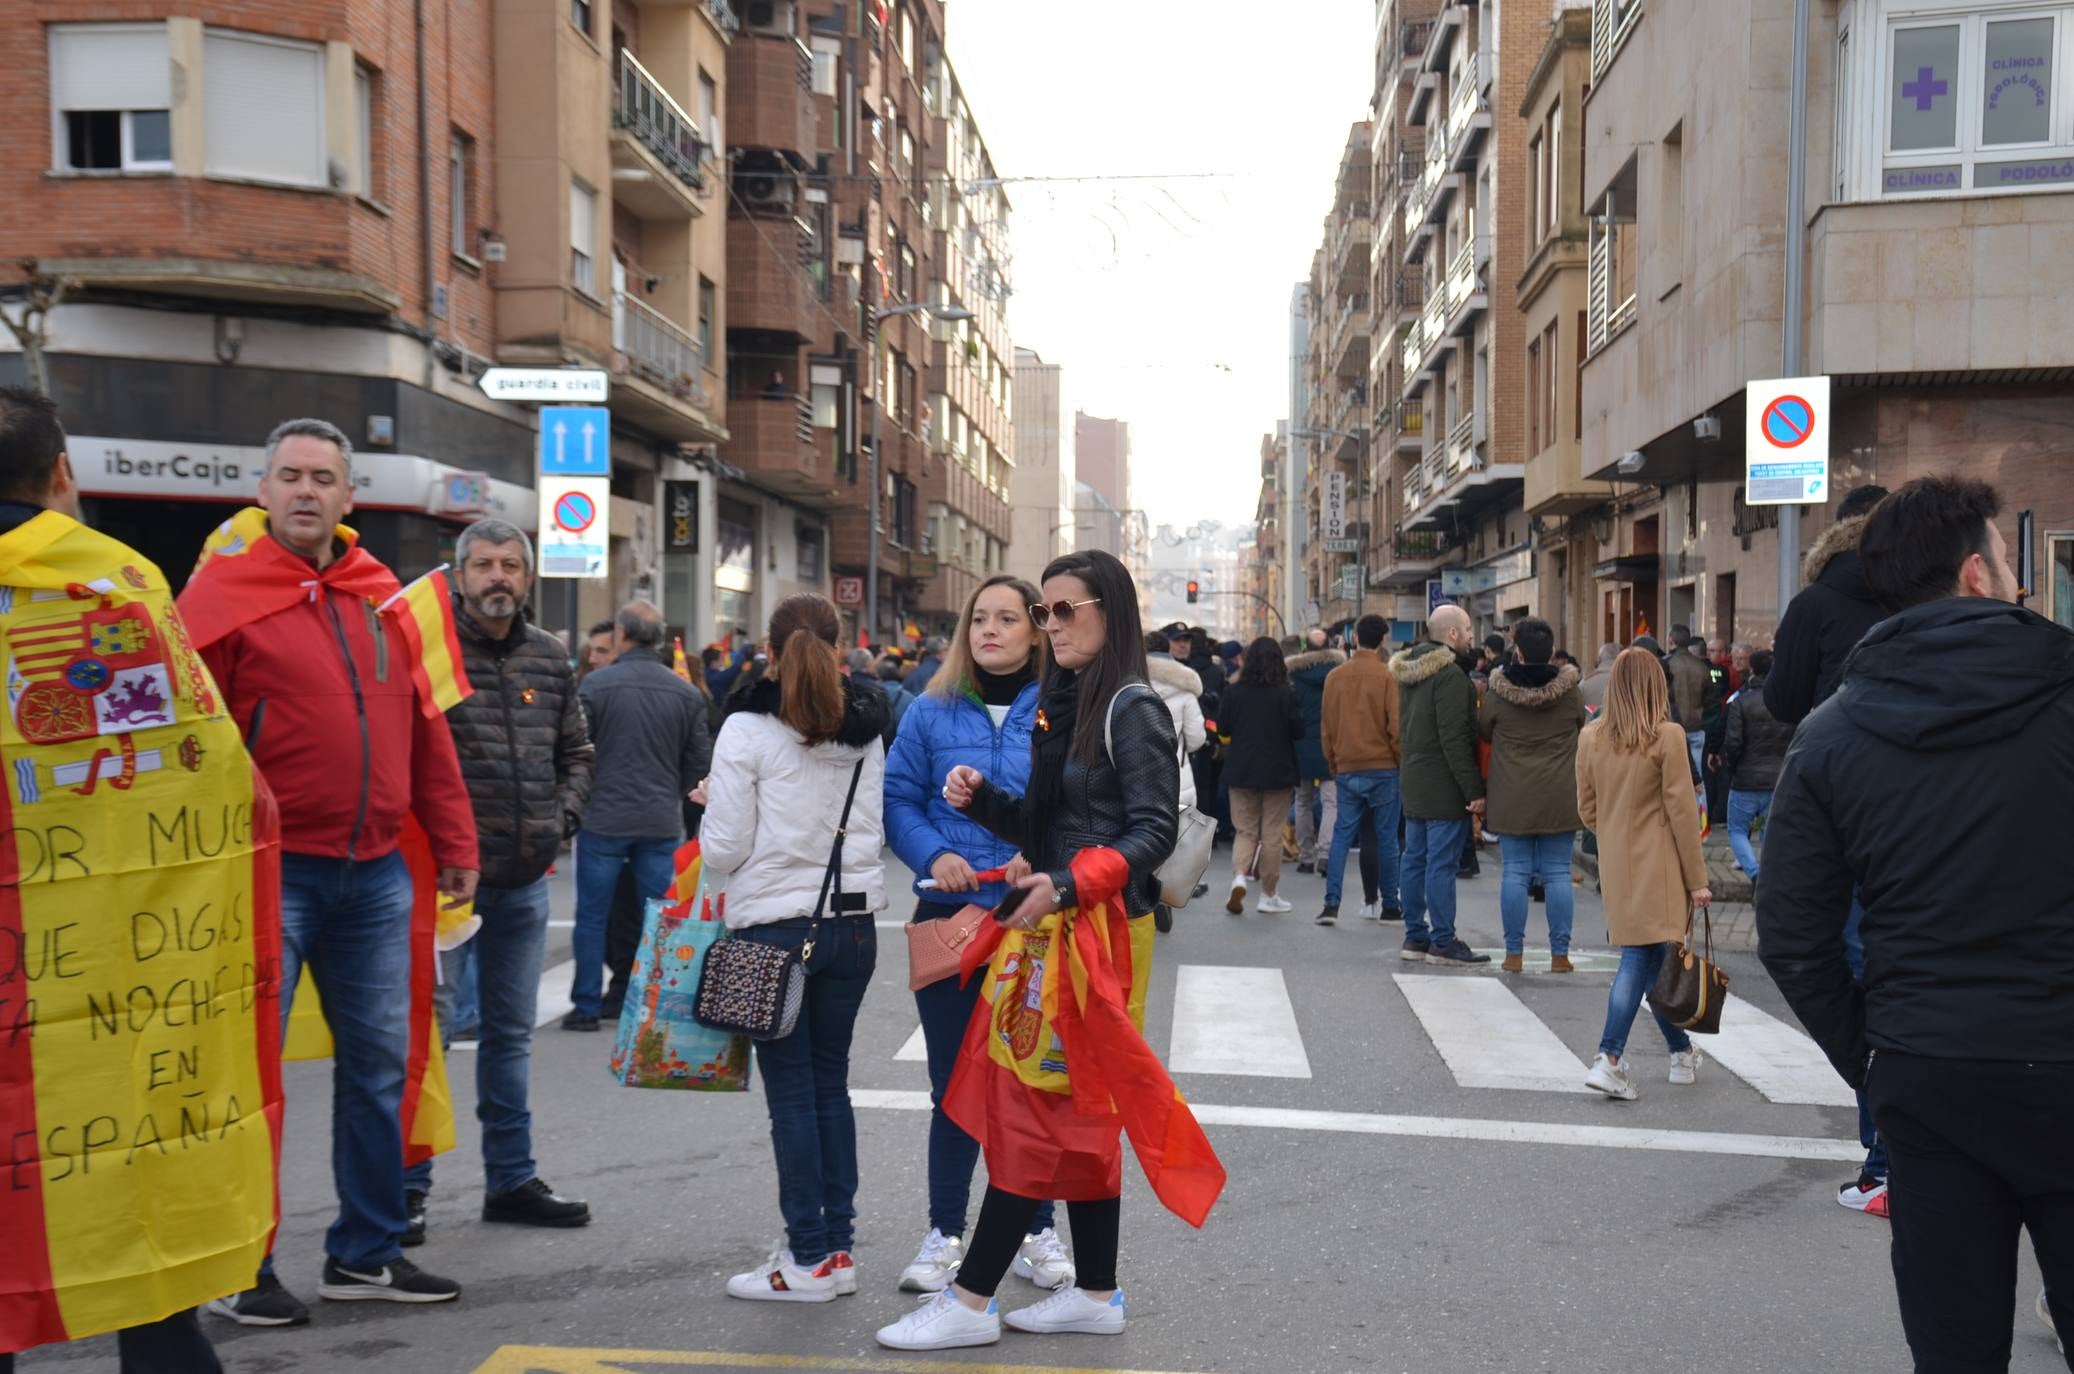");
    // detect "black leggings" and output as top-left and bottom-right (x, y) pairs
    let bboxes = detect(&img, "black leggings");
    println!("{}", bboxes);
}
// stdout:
(957, 1185), (1120, 1297)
